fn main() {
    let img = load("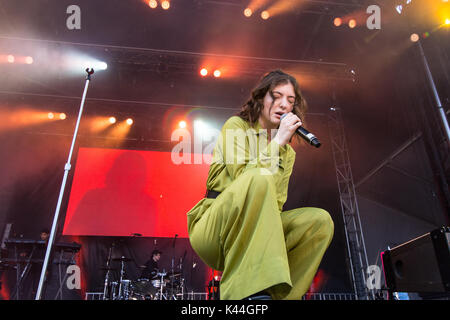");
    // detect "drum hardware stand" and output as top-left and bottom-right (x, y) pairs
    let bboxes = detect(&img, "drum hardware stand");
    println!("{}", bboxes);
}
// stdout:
(155, 271), (167, 300)
(117, 256), (126, 300)
(169, 234), (178, 299)
(53, 248), (79, 300)
(102, 241), (115, 300)
(35, 68), (95, 300)
(11, 244), (37, 300)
